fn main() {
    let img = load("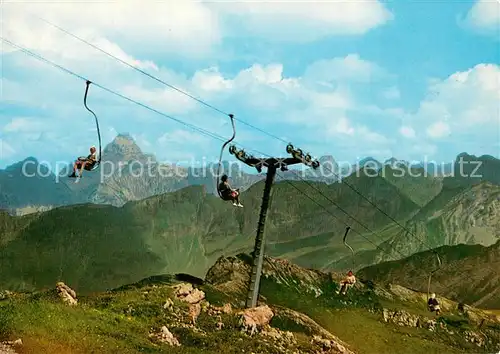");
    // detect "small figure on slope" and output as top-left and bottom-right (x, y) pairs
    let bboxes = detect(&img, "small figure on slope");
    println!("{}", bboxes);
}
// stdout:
(69, 146), (97, 178)
(336, 270), (356, 295)
(428, 293), (441, 316)
(217, 174), (243, 207)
